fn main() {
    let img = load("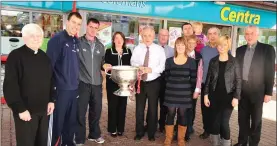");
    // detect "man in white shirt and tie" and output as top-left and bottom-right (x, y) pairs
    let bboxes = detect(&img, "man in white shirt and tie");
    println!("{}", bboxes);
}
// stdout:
(131, 26), (166, 141)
